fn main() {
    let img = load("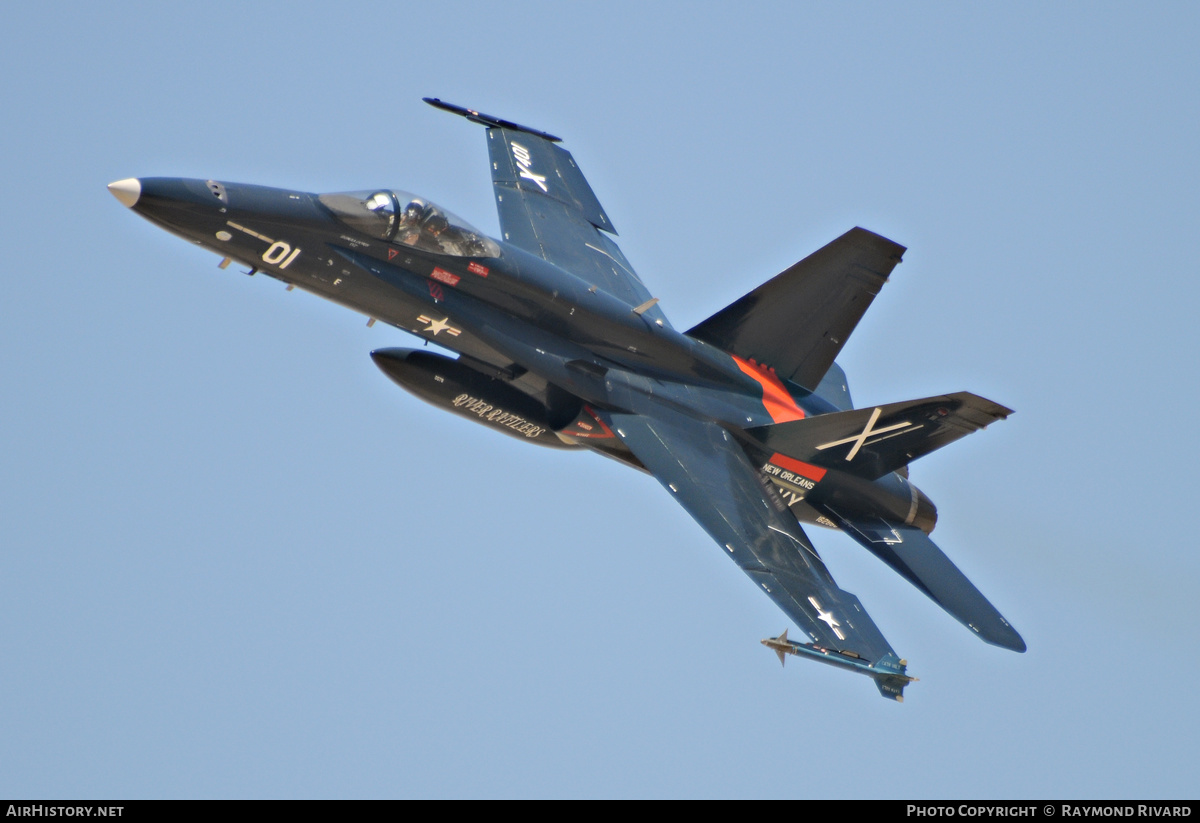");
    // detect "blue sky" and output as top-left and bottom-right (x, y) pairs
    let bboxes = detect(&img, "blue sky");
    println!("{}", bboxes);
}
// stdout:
(2, 2), (1198, 798)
